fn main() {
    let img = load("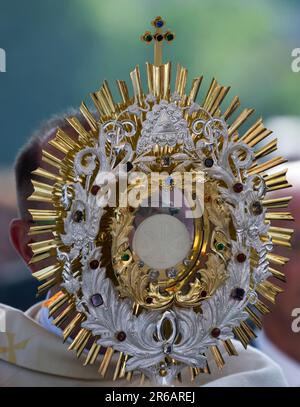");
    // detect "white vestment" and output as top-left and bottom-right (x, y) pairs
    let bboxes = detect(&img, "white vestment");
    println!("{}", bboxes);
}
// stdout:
(0, 302), (287, 387)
